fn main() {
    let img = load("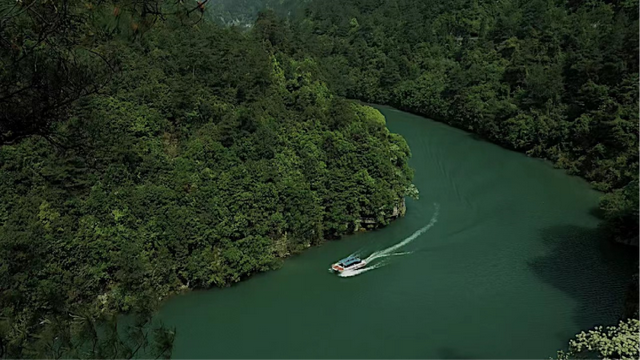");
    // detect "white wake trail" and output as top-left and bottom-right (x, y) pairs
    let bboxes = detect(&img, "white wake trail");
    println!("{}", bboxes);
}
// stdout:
(338, 261), (385, 277)
(335, 203), (440, 277)
(363, 203), (440, 263)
